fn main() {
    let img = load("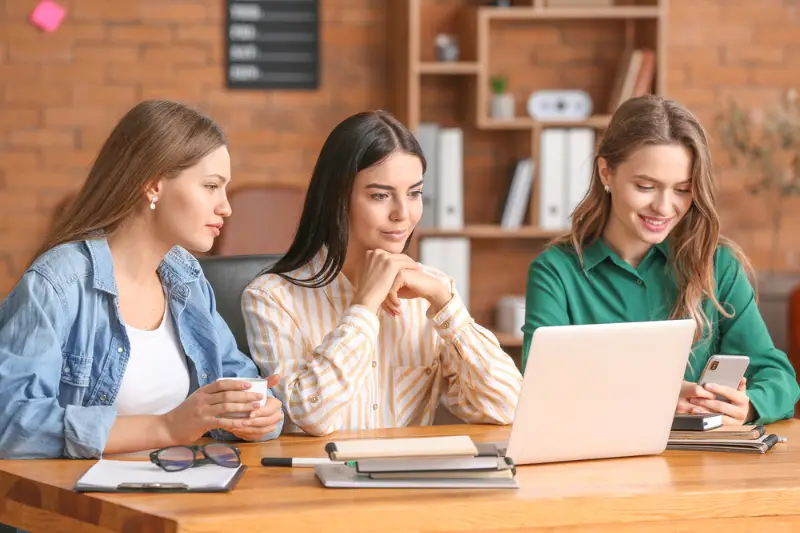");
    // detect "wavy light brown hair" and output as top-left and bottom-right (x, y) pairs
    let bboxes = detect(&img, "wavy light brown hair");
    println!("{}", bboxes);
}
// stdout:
(554, 94), (752, 342)
(34, 99), (227, 261)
